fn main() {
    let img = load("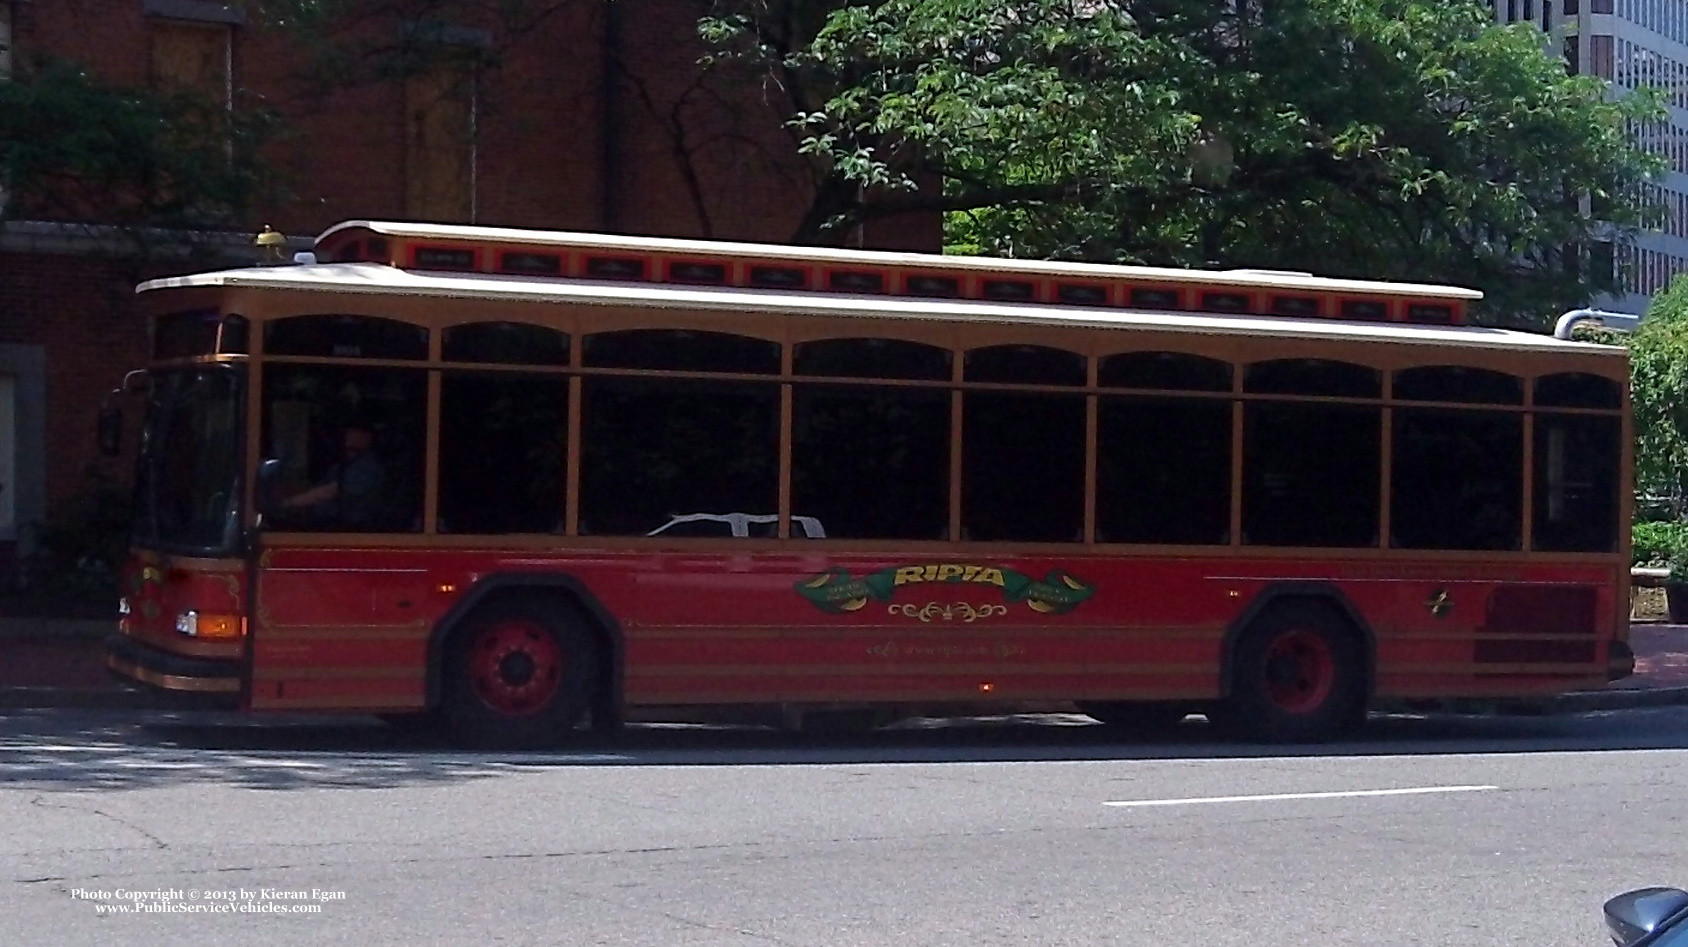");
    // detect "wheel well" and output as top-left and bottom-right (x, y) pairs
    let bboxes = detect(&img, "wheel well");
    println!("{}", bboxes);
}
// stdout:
(1219, 585), (1374, 701)
(425, 575), (623, 728)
